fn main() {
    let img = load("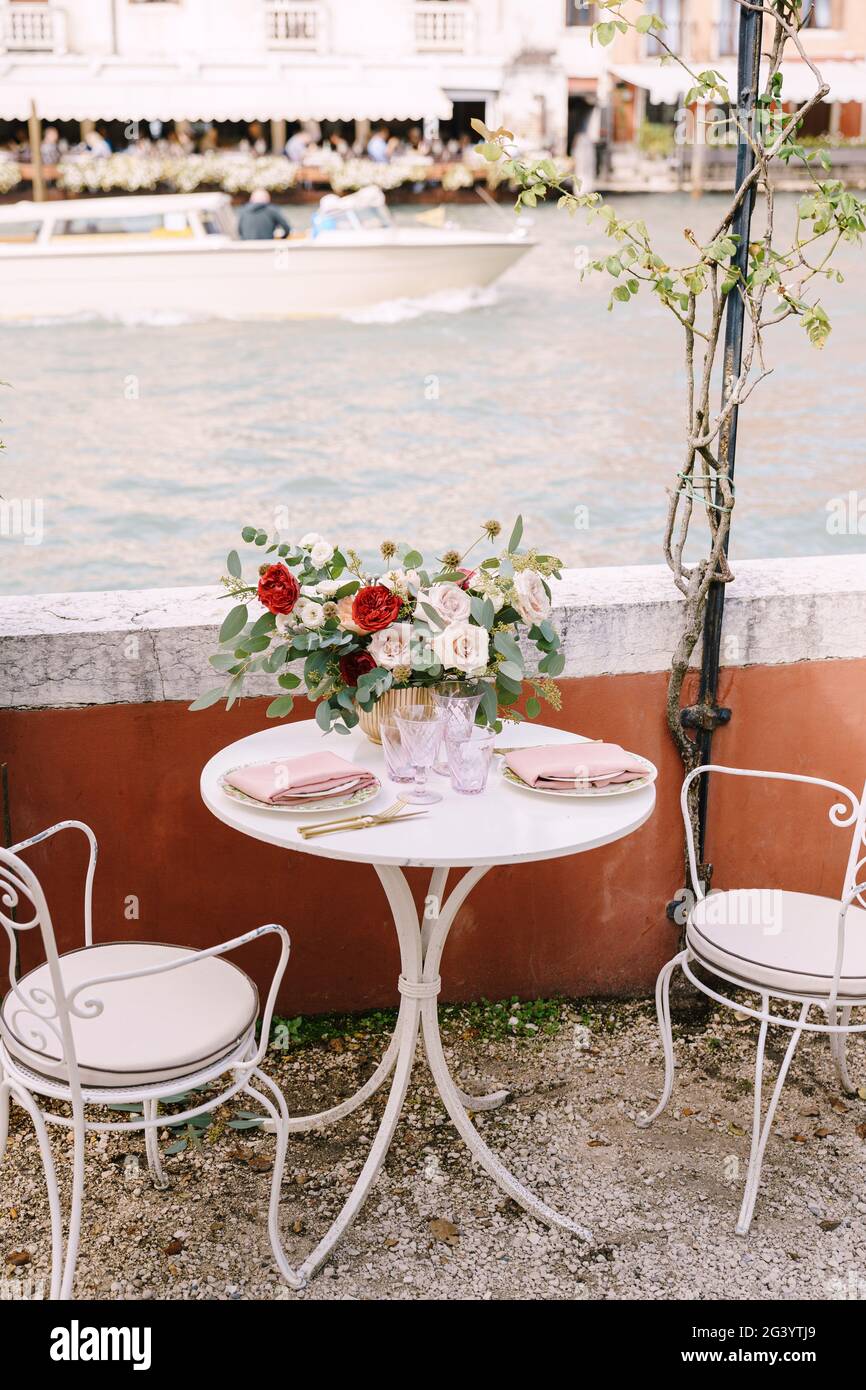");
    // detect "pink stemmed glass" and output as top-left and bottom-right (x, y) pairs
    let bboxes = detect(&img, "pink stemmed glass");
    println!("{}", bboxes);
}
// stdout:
(394, 705), (445, 805)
